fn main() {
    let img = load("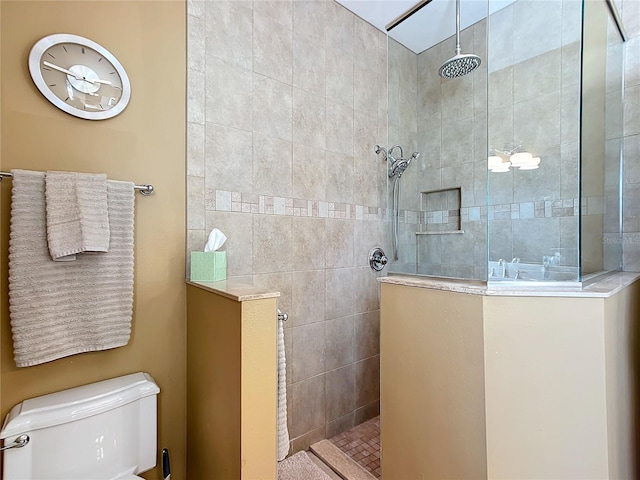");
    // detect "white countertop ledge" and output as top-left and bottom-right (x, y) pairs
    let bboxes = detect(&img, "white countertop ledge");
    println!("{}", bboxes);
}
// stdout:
(378, 272), (640, 298)
(187, 280), (280, 302)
